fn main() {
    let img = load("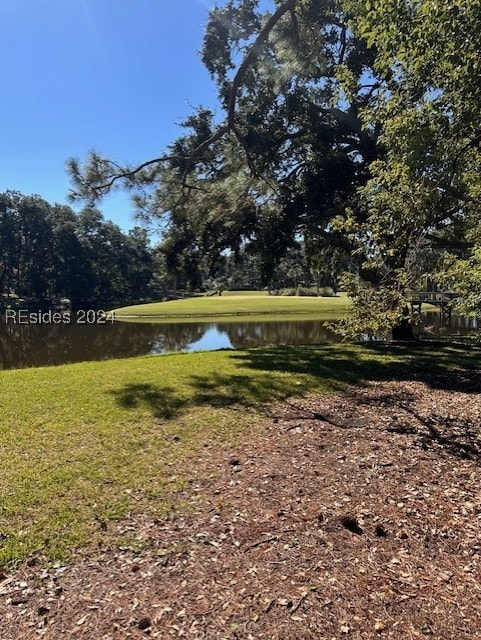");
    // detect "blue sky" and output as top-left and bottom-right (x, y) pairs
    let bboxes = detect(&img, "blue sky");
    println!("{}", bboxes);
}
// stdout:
(0, 0), (221, 234)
